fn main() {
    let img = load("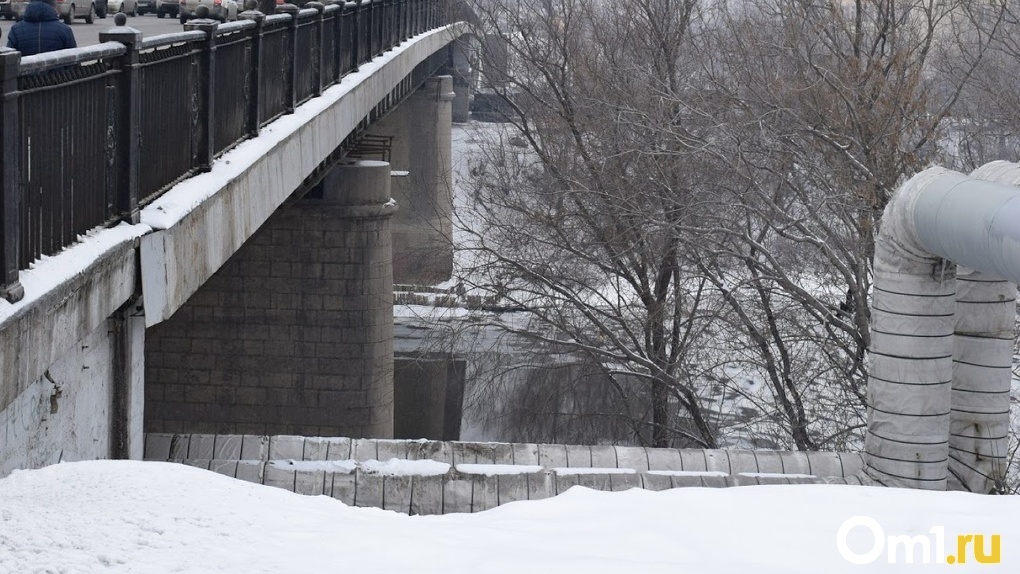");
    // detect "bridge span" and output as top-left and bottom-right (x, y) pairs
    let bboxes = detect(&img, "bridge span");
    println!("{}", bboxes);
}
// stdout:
(0, 0), (476, 475)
